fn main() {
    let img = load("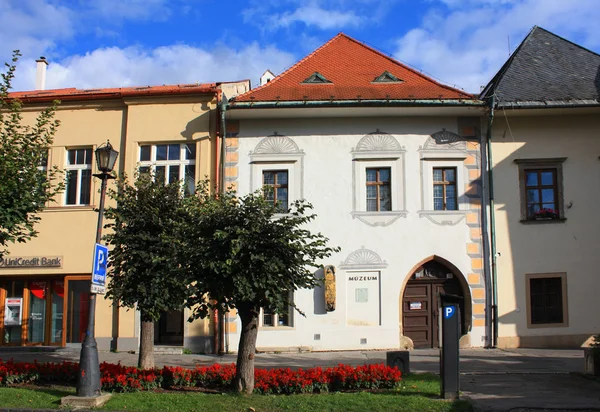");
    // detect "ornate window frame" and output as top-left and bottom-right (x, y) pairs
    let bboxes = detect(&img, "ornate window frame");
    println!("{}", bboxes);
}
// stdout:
(418, 130), (469, 226)
(249, 133), (305, 209)
(351, 130), (407, 227)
